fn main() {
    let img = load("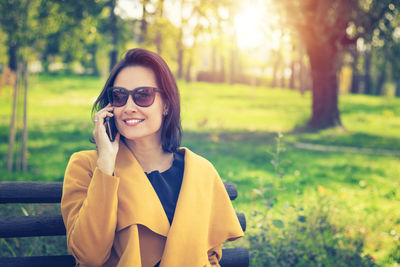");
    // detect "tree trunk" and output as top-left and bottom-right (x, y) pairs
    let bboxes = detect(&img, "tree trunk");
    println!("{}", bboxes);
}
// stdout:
(306, 43), (341, 129)
(211, 45), (217, 81)
(139, 0), (149, 44)
(229, 33), (237, 84)
(395, 80), (400, 97)
(230, 50), (235, 84)
(185, 56), (192, 82)
(42, 58), (50, 73)
(155, 0), (164, 55)
(375, 56), (386, 96)
(7, 65), (20, 172)
(289, 60), (295, 89)
(229, 50), (235, 84)
(155, 32), (162, 55)
(22, 61), (28, 172)
(280, 71), (285, 88)
(350, 48), (359, 94)
(363, 49), (373, 94)
(8, 43), (18, 72)
(109, 0), (118, 71)
(176, 27), (184, 79)
(272, 56), (280, 87)
(220, 55), (225, 83)
(289, 44), (296, 89)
